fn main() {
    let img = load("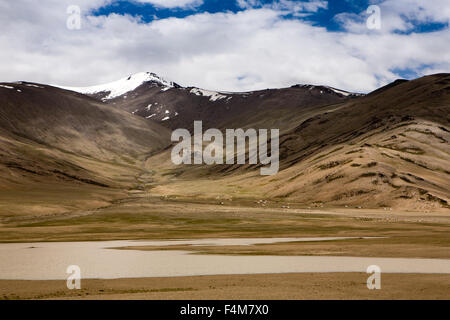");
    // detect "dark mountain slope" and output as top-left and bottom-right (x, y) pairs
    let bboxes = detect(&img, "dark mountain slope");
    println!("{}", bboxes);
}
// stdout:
(107, 83), (356, 132)
(0, 82), (171, 189)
